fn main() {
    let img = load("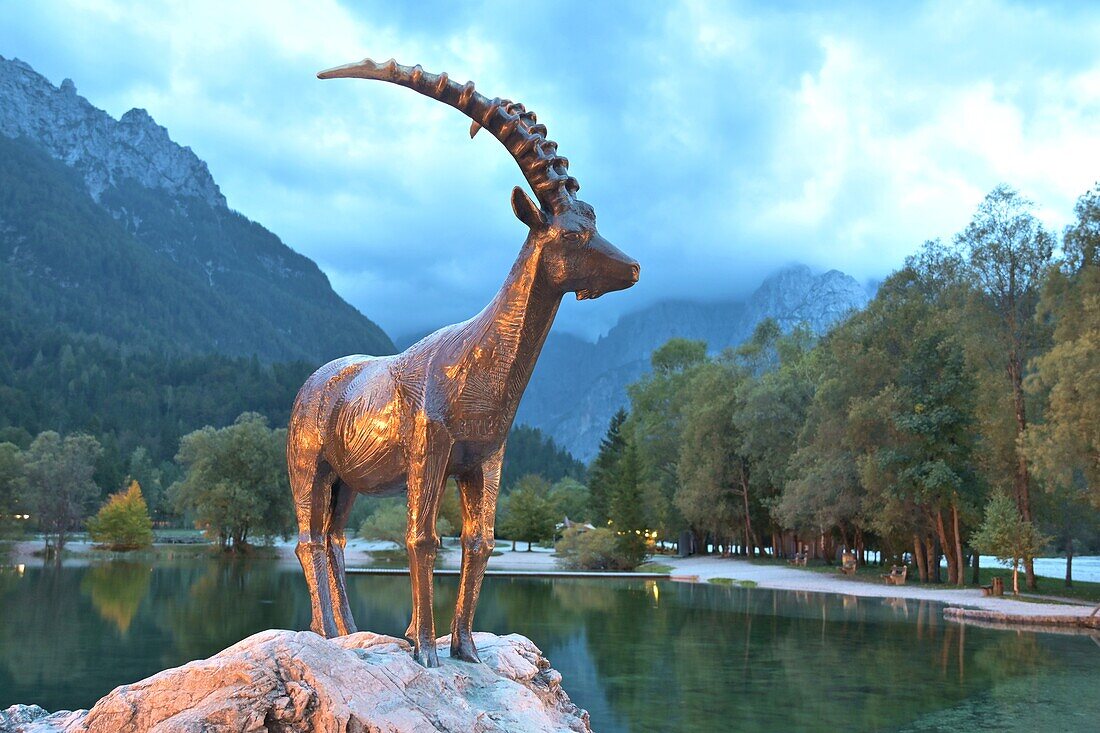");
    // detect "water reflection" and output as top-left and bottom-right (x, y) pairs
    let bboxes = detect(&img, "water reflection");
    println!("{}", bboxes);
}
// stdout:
(0, 560), (1096, 733)
(81, 562), (151, 634)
